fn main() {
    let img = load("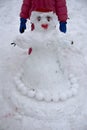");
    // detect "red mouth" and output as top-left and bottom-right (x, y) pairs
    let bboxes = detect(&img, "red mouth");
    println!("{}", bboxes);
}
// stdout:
(41, 24), (48, 29)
